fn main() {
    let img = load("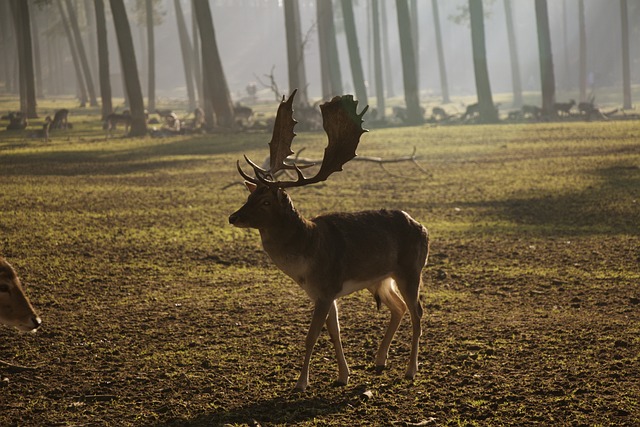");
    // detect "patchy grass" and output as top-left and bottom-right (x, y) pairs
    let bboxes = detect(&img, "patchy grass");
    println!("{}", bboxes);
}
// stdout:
(0, 104), (639, 426)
